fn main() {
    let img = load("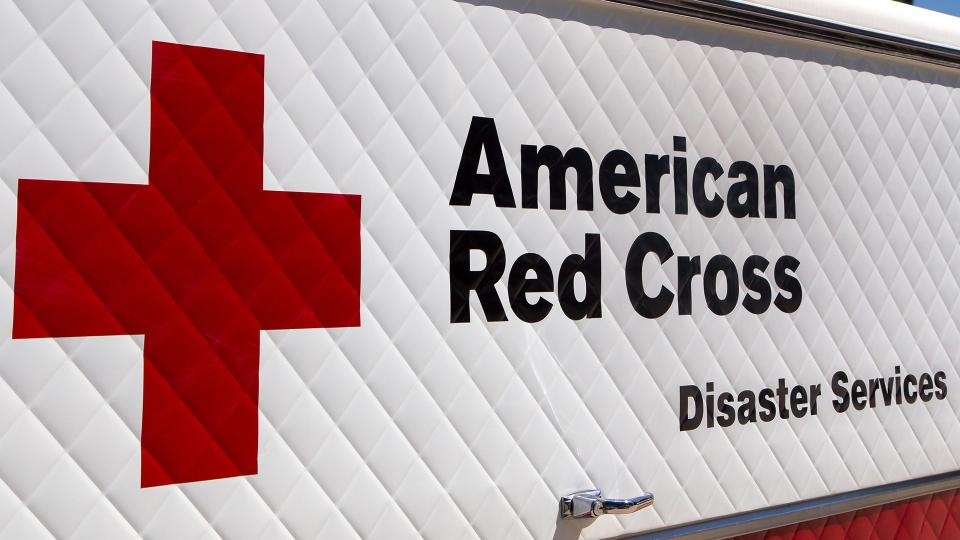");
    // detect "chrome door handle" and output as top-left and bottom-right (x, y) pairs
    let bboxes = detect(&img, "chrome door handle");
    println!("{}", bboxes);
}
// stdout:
(559, 489), (654, 519)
